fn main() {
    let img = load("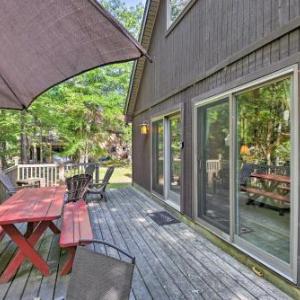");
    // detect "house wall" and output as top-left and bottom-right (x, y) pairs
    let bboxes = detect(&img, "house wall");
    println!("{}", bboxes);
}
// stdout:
(132, 0), (300, 217)
(132, 0), (300, 286)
